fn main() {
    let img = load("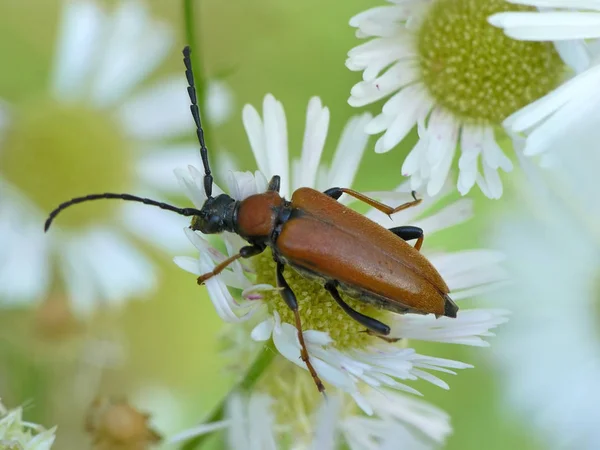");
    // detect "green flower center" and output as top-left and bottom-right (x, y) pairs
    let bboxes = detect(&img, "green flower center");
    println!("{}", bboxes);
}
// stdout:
(417, 0), (564, 124)
(0, 99), (132, 228)
(252, 250), (387, 350)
